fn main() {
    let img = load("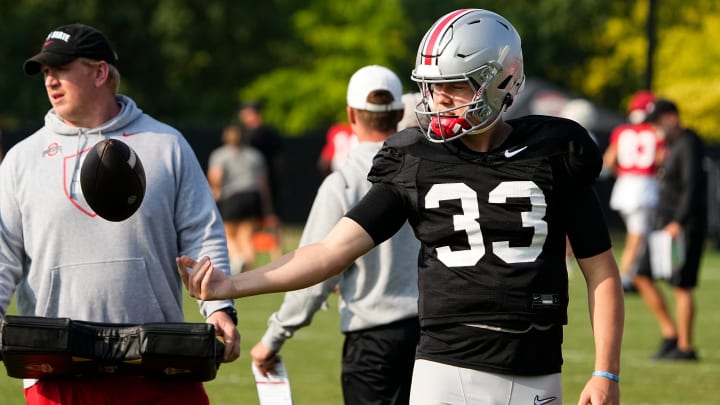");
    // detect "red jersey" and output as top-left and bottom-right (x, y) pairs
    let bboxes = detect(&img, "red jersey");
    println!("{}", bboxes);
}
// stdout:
(320, 123), (357, 172)
(609, 123), (664, 176)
